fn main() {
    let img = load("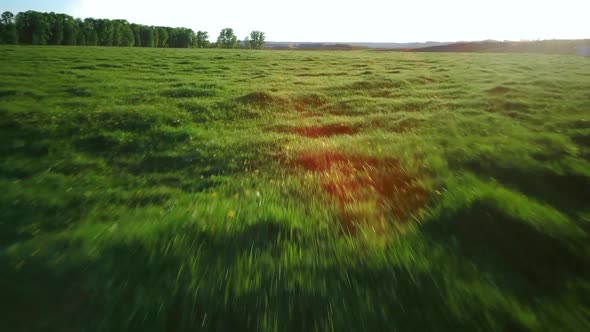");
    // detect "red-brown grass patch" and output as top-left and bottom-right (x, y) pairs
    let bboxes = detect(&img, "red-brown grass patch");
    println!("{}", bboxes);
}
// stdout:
(293, 150), (428, 235)
(487, 86), (511, 94)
